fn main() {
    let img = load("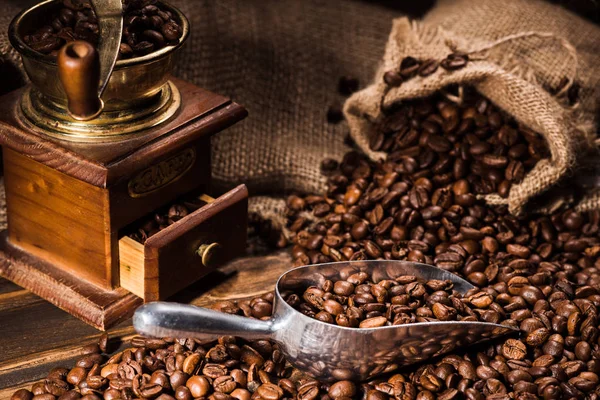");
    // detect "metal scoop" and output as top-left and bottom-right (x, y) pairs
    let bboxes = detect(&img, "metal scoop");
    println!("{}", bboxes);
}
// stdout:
(134, 260), (517, 381)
